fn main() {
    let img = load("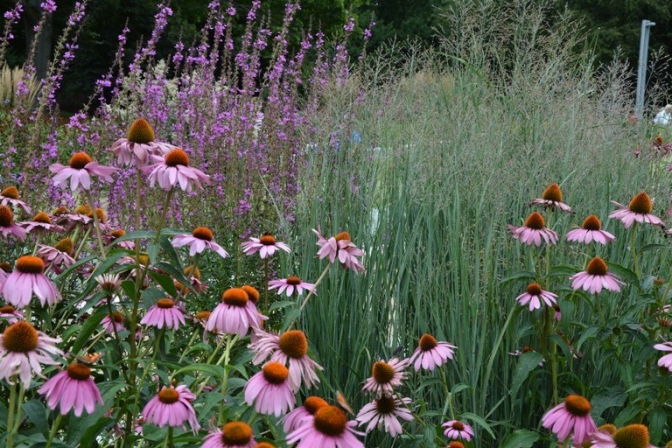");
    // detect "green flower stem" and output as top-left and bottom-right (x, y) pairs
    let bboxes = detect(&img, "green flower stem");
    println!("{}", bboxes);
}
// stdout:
(630, 222), (640, 279)
(178, 330), (200, 364)
(162, 426), (173, 448)
(286, 263), (331, 330)
(85, 189), (108, 259)
(45, 413), (63, 448)
(73, 226), (93, 260)
(263, 257), (269, 313)
(105, 293), (130, 383)
(218, 334), (236, 425)
(548, 308), (559, 405)
(31, 234), (41, 256)
(6, 381), (16, 448)
(439, 367), (455, 420)
(130, 327), (165, 424)
(595, 293), (605, 325)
